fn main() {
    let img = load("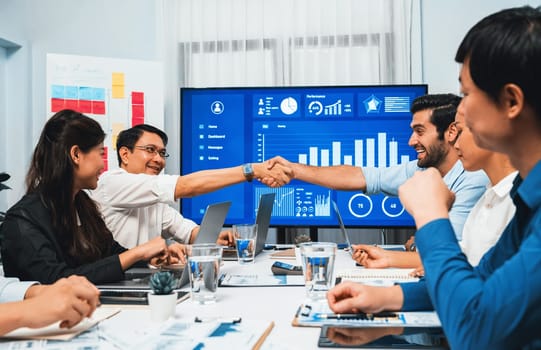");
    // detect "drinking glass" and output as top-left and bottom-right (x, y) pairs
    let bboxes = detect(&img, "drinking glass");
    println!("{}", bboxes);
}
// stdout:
(299, 242), (337, 300)
(186, 244), (223, 304)
(233, 224), (258, 265)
